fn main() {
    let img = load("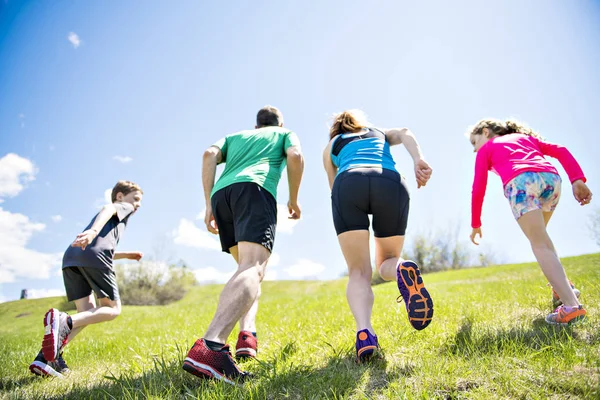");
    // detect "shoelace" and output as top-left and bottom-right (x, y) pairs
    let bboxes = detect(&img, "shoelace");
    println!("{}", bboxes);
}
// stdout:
(55, 356), (69, 370)
(58, 316), (71, 348)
